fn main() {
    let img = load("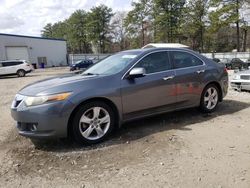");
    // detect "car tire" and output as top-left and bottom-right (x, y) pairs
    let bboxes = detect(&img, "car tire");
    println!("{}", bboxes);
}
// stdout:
(199, 84), (220, 113)
(17, 69), (26, 77)
(72, 101), (115, 145)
